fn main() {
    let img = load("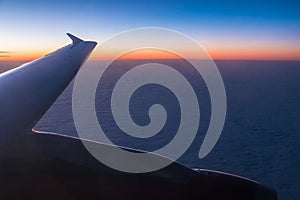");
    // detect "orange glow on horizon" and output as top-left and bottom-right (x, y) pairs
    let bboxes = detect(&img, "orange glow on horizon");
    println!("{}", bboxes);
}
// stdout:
(116, 49), (181, 60)
(0, 51), (46, 62)
(1, 47), (300, 61)
(92, 49), (300, 61)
